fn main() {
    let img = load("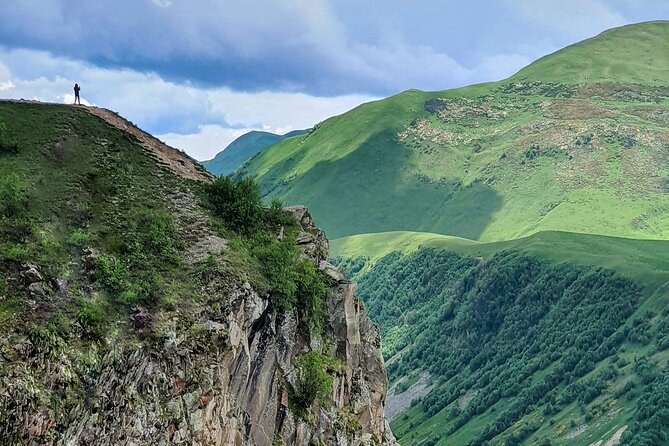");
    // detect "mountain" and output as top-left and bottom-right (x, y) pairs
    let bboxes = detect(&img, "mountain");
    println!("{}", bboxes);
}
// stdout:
(240, 21), (669, 242)
(334, 240), (669, 446)
(238, 21), (669, 445)
(202, 129), (308, 176)
(0, 101), (396, 446)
